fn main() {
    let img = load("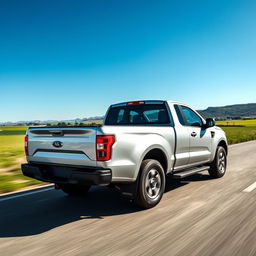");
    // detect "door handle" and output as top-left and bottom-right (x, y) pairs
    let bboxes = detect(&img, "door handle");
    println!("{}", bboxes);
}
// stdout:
(191, 131), (197, 137)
